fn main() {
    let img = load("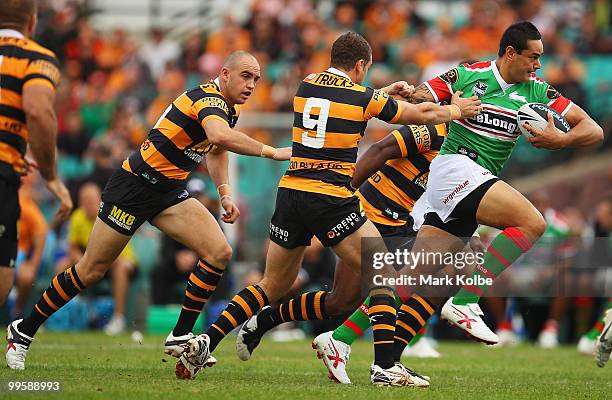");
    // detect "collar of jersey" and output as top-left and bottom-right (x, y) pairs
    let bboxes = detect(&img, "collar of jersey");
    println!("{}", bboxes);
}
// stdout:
(326, 67), (351, 81)
(491, 60), (514, 91)
(213, 77), (221, 91)
(0, 29), (25, 39)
